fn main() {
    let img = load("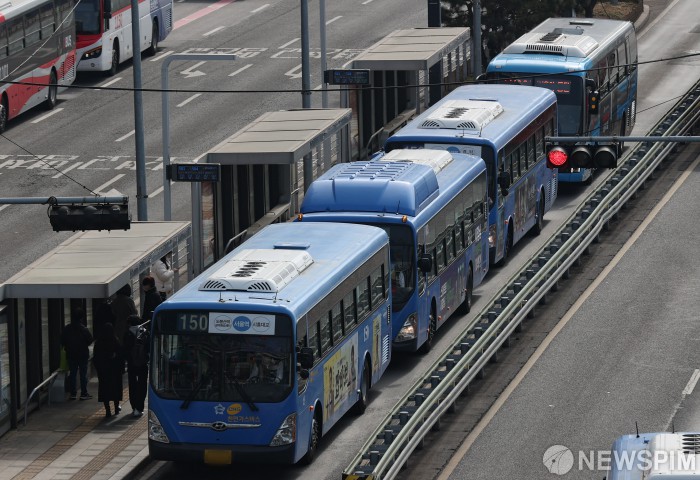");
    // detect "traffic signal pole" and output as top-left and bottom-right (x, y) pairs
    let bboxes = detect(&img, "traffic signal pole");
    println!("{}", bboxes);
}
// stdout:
(0, 196), (128, 205)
